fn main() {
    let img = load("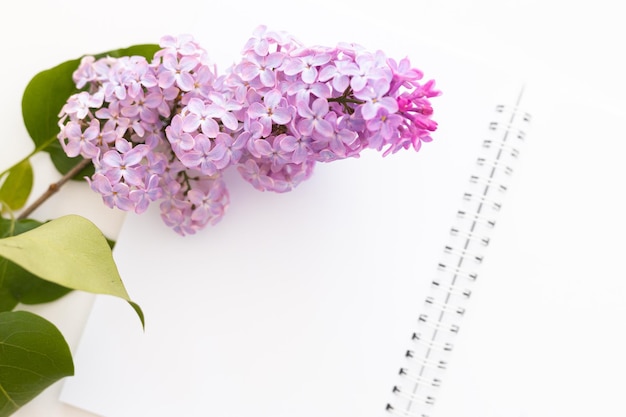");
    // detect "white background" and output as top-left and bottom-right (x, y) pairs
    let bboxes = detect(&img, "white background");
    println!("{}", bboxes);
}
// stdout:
(2, 1), (625, 416)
